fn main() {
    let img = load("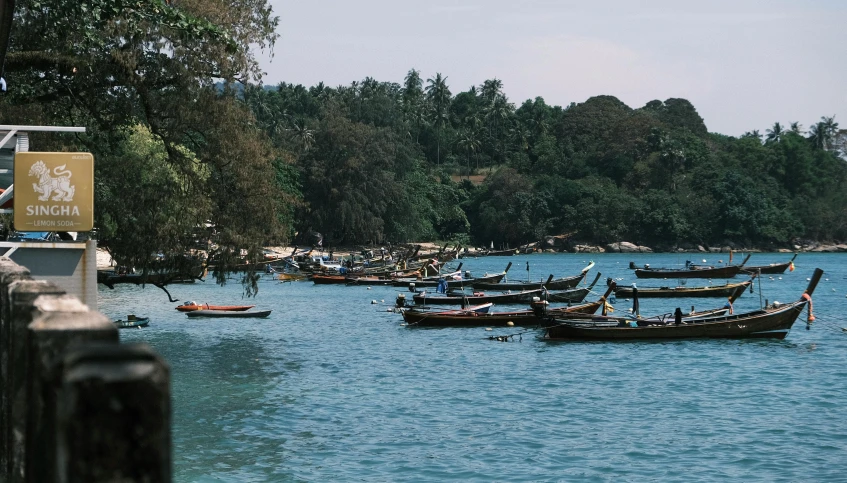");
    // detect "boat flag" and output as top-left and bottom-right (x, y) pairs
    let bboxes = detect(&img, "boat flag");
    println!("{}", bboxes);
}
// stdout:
(789, 261), (795, 272)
